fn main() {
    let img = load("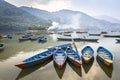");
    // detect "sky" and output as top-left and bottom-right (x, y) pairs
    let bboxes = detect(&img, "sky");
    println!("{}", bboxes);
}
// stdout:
(5, 0), (120, 19)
